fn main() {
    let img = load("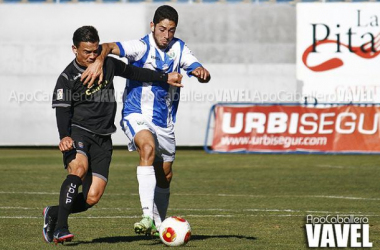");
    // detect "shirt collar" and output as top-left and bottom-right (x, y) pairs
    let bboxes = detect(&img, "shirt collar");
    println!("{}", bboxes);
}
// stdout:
(73, 59), (86, 73)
